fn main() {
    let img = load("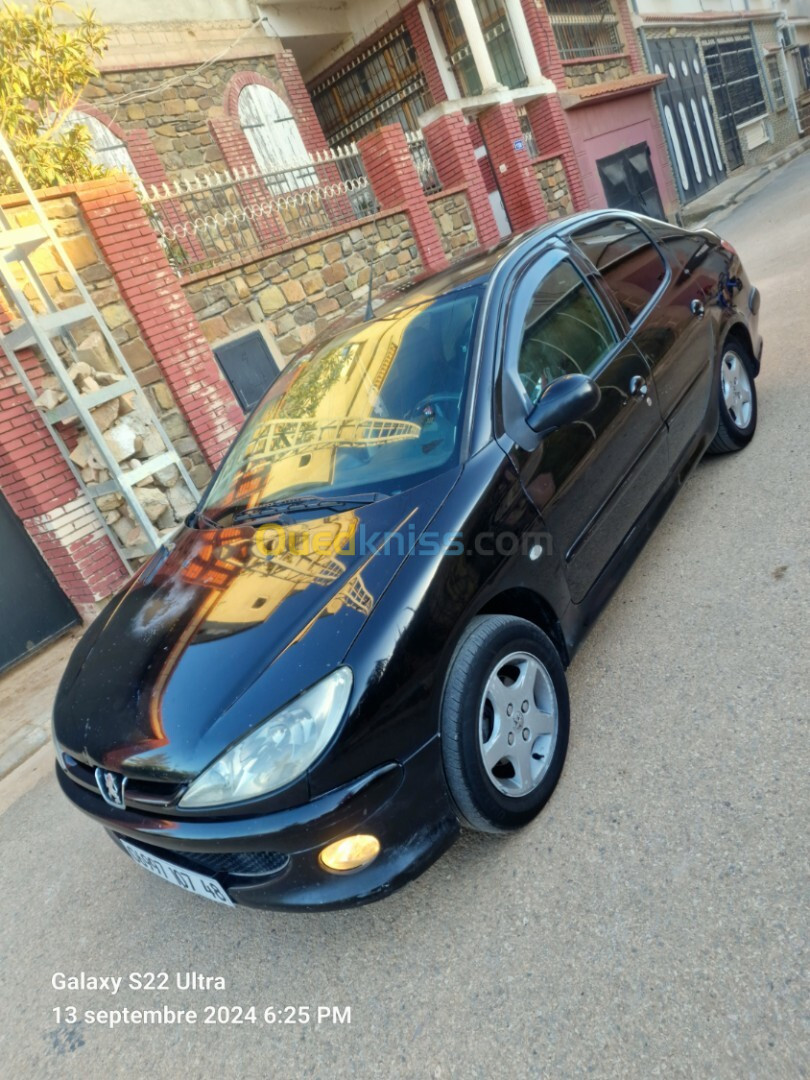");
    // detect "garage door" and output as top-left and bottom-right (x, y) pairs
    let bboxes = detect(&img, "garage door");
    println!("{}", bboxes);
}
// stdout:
(648, 37), (728, 202)
(0, 492), (78, 674)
